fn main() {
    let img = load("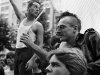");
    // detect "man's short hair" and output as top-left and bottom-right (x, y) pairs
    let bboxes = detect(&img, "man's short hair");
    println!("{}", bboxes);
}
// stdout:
(47, 48), (87, 75)
(58, 11), (81, 32)
(27, 0), (41, 8)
